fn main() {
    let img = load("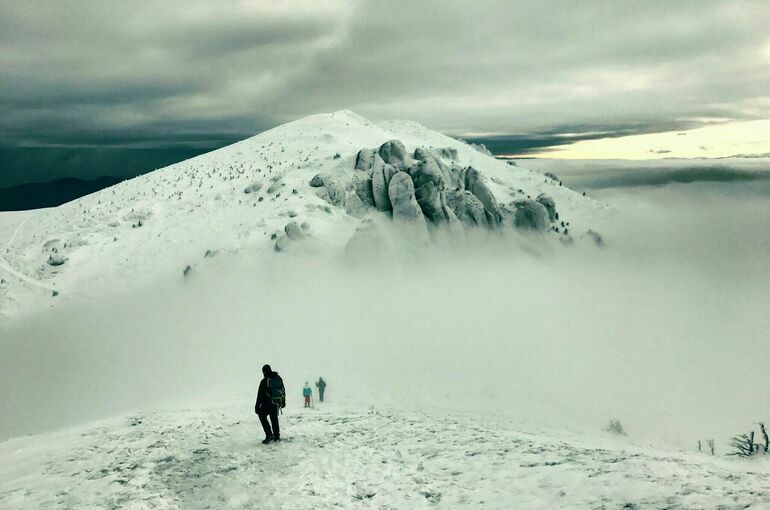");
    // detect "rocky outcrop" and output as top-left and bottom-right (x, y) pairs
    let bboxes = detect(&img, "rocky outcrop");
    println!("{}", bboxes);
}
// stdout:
(408, 156), (449, 224)
(355, 148), (376, 171)
(338, 139), (566, 238)
(445, 190), (489, 228)
(536, 193), (557, 222)
(345, 190), (368, 218)
(285, 221), (304, 241)
(464, 167), (502, 226)
(371, 155), (397, 212)
(388, 172), (425, 224)
(352, 172), (376, 208)
(544, 172), (561, 184)
(585, 229), (604, 246)
(47, 253), (66, 266)
(509, 198), (549, 232)
(312, 174), (346, 206)
(378, 140), (409, 166)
